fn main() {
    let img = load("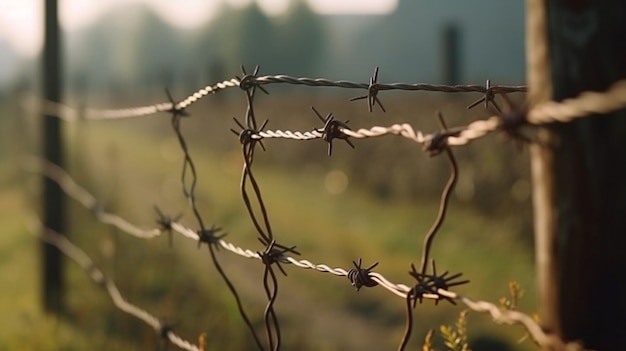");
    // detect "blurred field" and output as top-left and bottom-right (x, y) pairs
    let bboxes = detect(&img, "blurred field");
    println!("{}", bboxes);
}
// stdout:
(0, 92), (536, 350)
